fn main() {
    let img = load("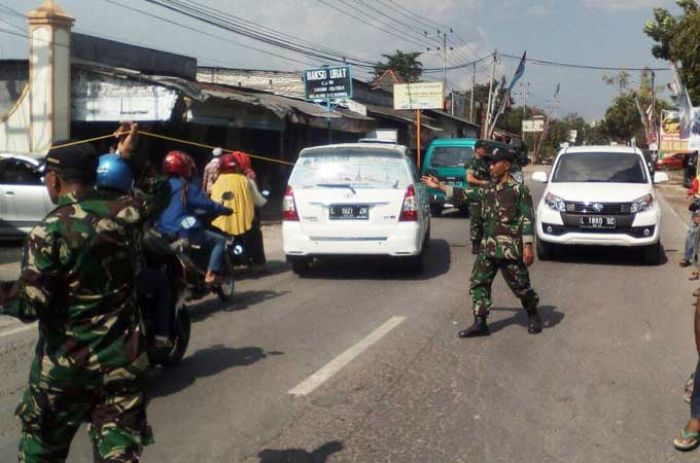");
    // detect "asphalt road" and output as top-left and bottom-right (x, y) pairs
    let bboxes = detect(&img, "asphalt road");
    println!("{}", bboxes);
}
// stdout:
(0, 177), (698, 462)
